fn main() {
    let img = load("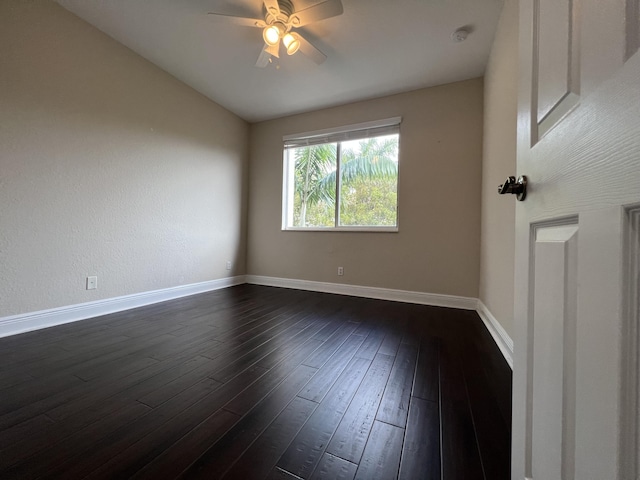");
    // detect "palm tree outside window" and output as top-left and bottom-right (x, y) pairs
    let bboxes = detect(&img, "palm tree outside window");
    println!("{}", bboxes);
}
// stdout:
(282, 118), (401, 231)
